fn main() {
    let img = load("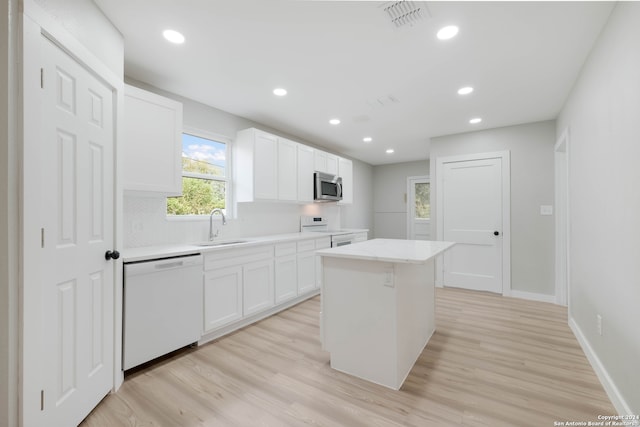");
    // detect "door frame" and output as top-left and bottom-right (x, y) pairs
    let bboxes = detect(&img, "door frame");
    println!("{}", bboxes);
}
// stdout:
(406, 175), (430, 239)
(434, 151), (511, 294)
(554, 128), (570, 307)
(21, 2), (124, 424)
